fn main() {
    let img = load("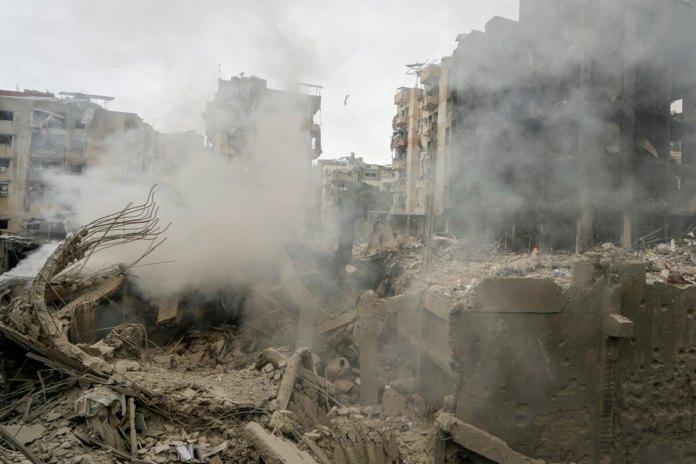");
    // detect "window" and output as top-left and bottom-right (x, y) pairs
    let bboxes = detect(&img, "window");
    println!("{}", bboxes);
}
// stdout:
(0, 219), (8, 229)
(0, 183), (9, 197)
(0, 111), (13, 121)
(33, 111), (66, 129)
(69, 164), (84, 174)
(0, 159), (9, 172)
(71, 139), (85, 151)
(0, 135), (11, 145)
